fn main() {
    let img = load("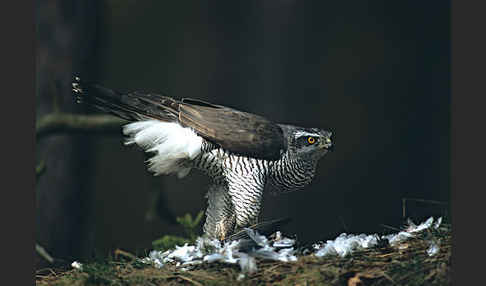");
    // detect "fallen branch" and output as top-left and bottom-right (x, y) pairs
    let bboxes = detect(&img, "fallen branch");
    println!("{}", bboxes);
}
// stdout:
(36, 243), (54, 264)
(36, 113), (127, 139)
